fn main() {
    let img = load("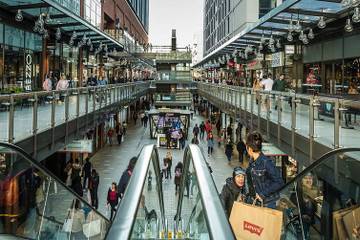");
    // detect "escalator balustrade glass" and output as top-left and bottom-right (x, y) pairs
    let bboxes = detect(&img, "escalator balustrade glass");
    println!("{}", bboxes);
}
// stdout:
(0, 143), (110, 240)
